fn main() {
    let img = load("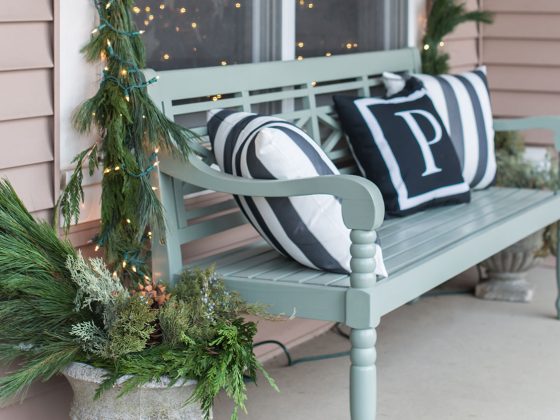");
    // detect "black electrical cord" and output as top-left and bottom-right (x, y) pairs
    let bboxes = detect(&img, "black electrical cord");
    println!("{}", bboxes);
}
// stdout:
(334, 322), (350, 340)
(251, 323), (352, 371)
(247, 280), (482, 383)
(252, 339), (350, 367)
(253, 340), (293, 366)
